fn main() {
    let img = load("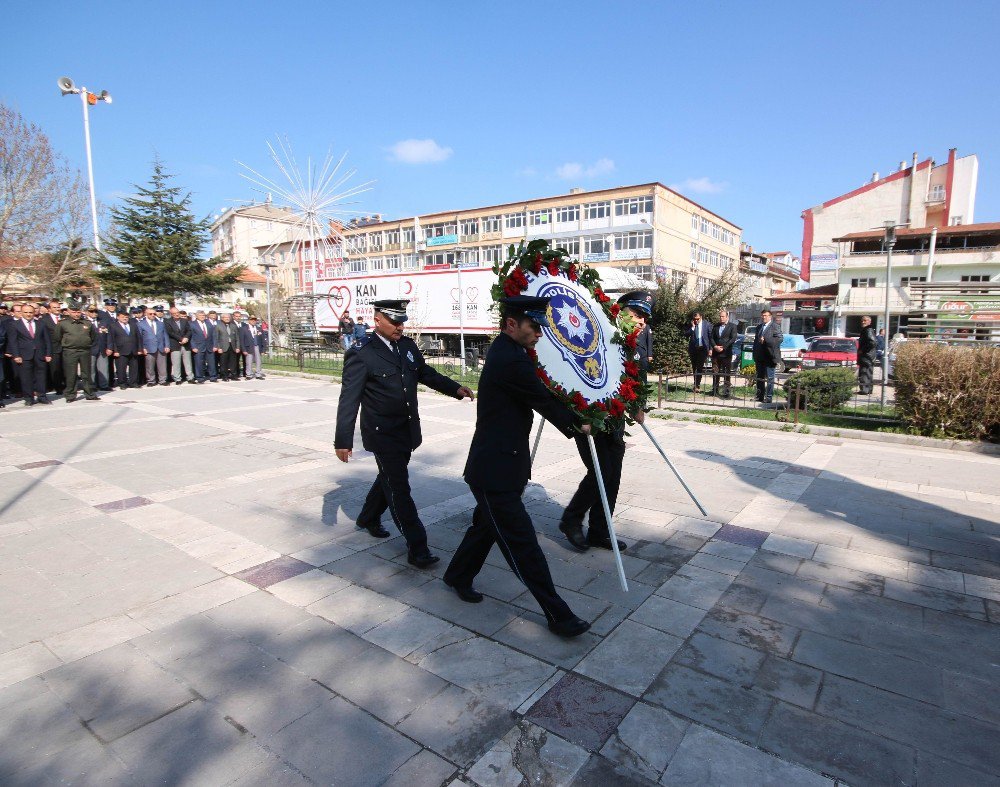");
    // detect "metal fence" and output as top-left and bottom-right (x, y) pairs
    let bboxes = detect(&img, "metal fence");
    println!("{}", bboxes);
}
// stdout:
(654, 367), (899, 425)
